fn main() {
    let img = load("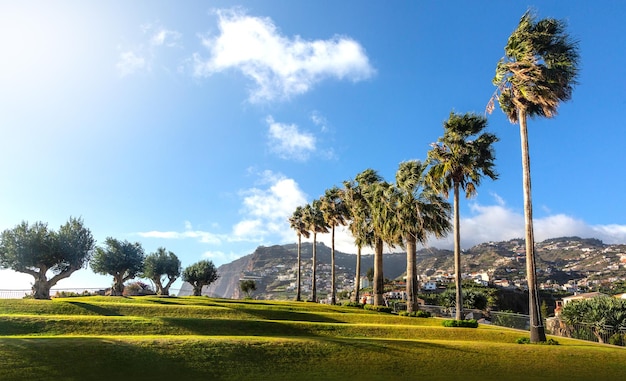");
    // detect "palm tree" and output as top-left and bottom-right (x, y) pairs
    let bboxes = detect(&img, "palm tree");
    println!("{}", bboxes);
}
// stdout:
(358, 171), (395, 307)
(489, 11), (579, 342)
(342, 178), (375, 304)
(395, 160), (452, 314)
(320, 186), (348, 305)
(289, 206), (310, 301)
(427, 112), (498, 320)
(302, 200), (328, 302)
